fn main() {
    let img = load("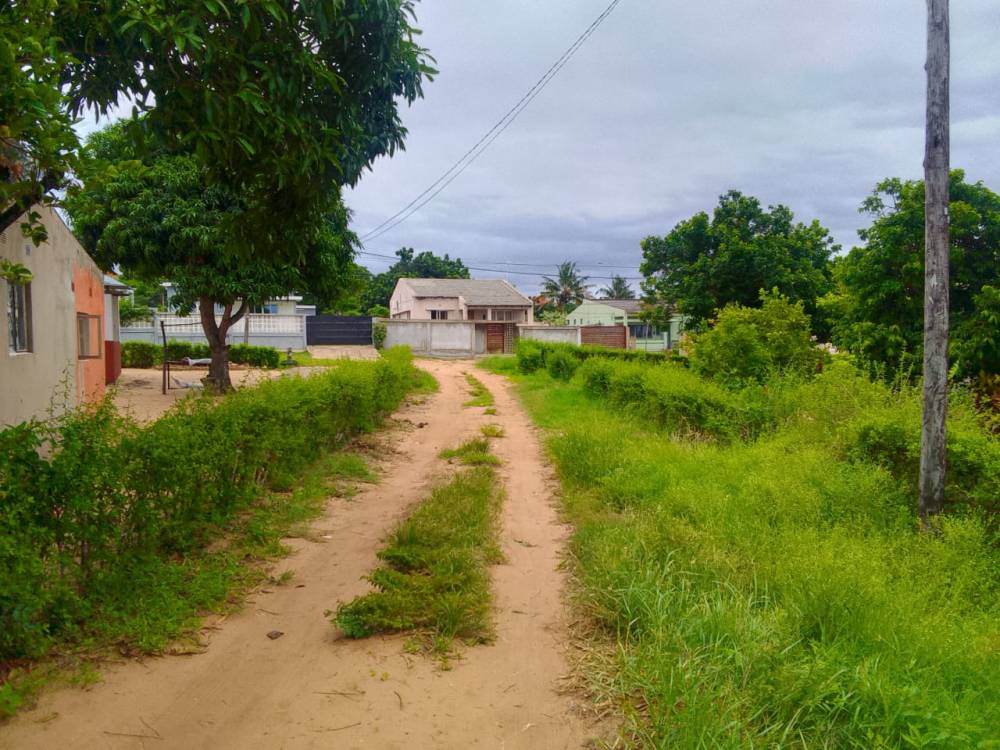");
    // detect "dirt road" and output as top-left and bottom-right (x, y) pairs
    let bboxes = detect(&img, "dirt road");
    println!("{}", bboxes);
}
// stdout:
(2, 359), (597, 749)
